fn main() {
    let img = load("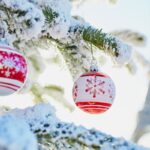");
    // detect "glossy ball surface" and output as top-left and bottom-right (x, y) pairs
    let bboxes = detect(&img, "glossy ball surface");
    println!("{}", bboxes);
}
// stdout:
(0, 45), (27, 96)
(73, 72), (115, 114)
